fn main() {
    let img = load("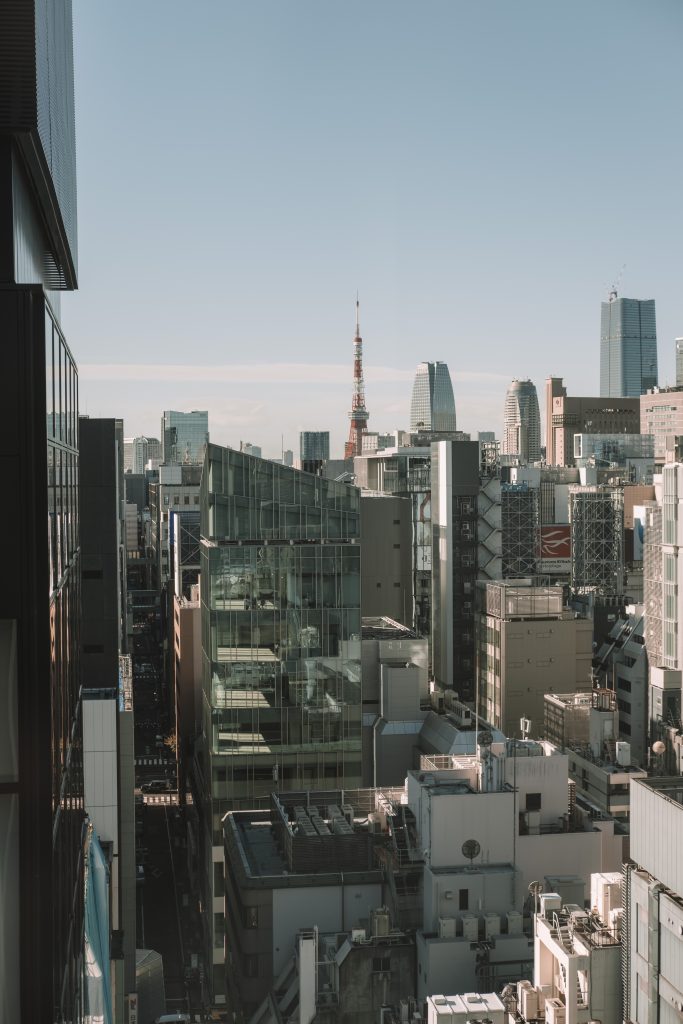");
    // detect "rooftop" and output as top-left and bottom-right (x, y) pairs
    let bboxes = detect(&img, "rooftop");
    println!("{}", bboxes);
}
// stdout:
(636, 776), (683, 806)
(362, 616), (420, 640)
